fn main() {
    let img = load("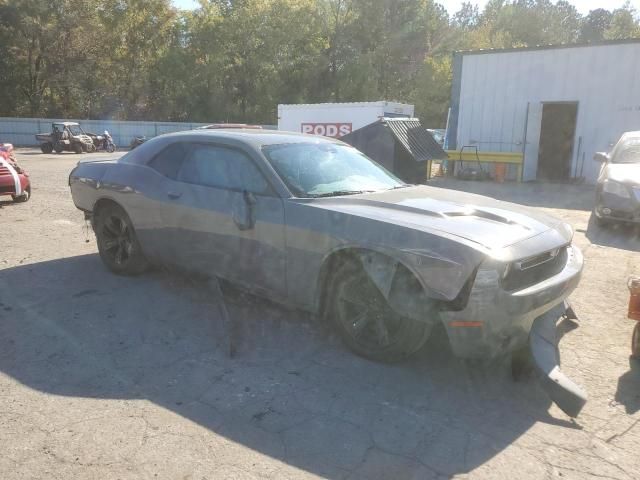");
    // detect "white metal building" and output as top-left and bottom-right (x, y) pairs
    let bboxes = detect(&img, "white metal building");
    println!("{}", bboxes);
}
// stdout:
(446, 39), (640, 183)
(278, 102), (414, 138)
